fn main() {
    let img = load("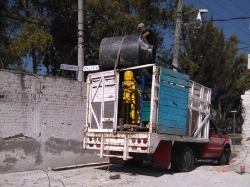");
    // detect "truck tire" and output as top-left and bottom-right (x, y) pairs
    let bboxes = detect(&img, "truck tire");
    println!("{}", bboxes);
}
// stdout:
(176, 146), (194, 172)
(218, 148), (231, 165)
